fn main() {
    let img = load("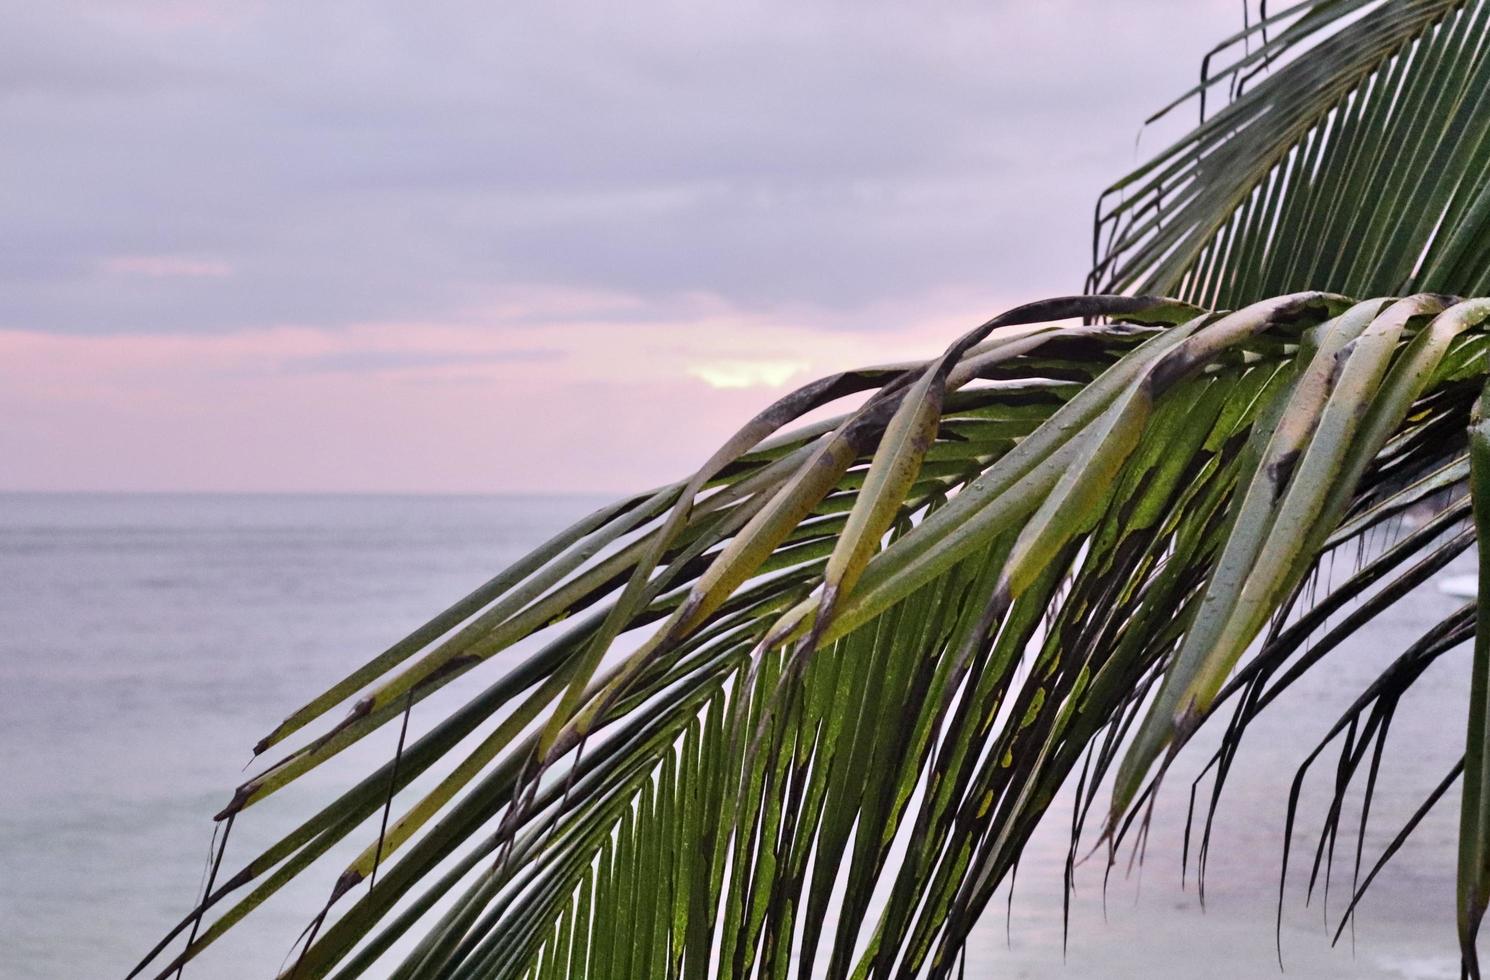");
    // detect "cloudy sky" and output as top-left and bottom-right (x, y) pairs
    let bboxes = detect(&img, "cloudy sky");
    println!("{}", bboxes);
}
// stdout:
(2, 1), (1240, 493)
